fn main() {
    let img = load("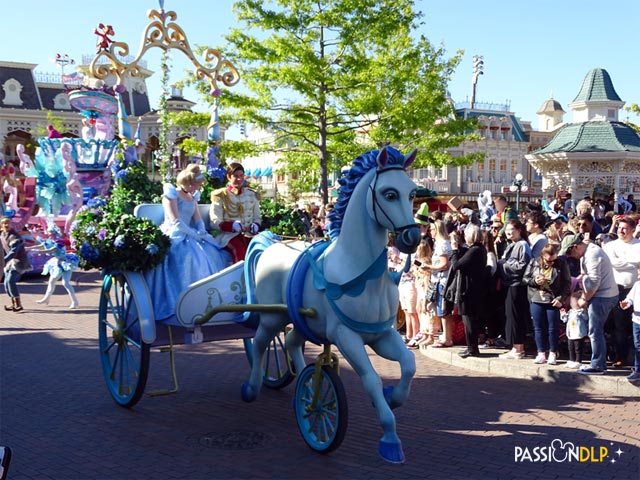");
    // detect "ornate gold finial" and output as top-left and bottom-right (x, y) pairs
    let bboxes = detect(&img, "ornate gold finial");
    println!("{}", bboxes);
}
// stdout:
(89, 7), (239, 91)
